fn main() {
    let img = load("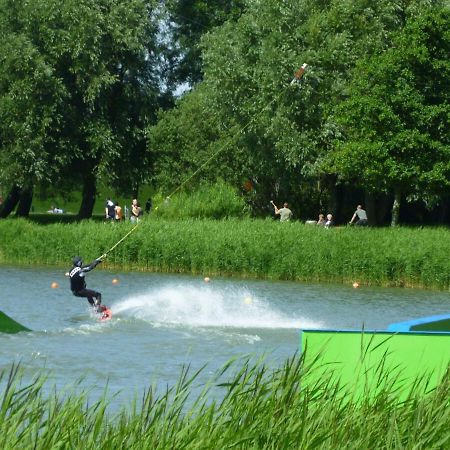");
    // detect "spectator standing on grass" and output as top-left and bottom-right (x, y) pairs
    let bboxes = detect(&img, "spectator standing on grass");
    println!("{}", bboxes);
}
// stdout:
(349, 205), (368, 226)
(105, 198), (115, 220)
(115, 202), (123, 221)
(270, 200), (293, 222)
(130, 199), (142, 223)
